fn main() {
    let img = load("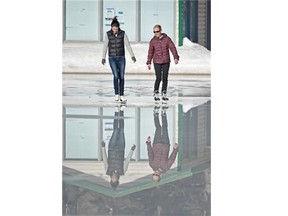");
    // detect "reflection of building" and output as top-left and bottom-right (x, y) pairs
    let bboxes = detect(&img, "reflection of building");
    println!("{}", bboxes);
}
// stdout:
(62, 105), (176, 161)
(62, 102), (210, 216)
(178, 100), (211, 170)
(62, 105), (179, 193)
(62, 0), (211, 49)
(62, 101), (210, 193)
